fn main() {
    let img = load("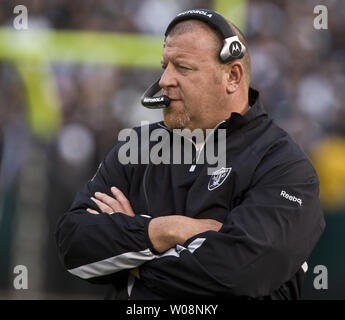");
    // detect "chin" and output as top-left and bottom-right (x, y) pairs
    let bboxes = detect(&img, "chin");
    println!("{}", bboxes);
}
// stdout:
(163, 110), (190, 130)
(163, 119), (184, 130)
